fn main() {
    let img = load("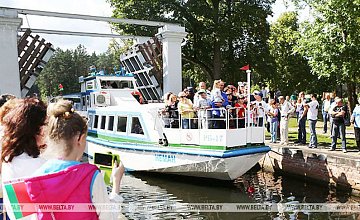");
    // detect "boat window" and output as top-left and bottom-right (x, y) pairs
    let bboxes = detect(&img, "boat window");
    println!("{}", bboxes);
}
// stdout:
(100, 116), (106, 129)
(108, 116), (114, 131)
(88, 115), (94, 129)
(86, 81), (95, 90)
(100, 80), (134, 89)
(117, 116), (127, 132)
(93, 115), (99, 129)
(131, 117), (144, 135)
